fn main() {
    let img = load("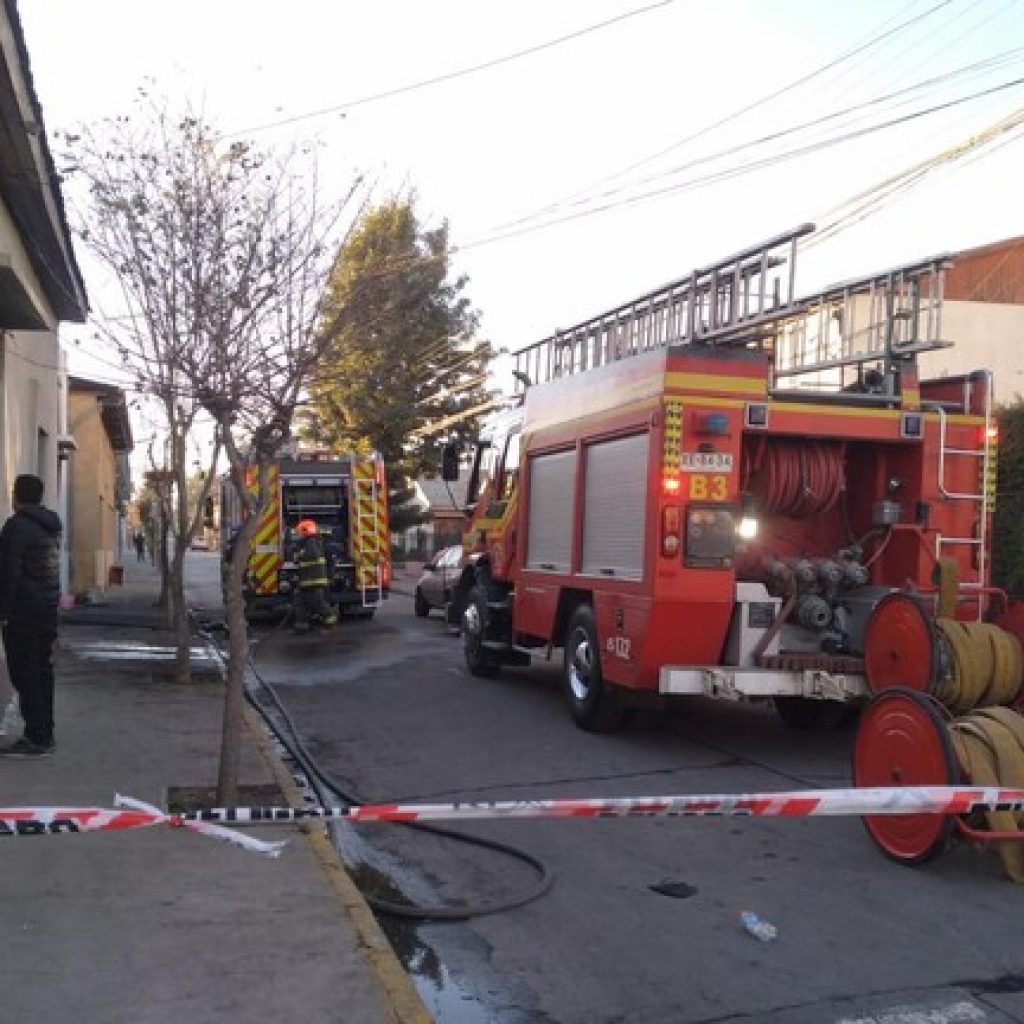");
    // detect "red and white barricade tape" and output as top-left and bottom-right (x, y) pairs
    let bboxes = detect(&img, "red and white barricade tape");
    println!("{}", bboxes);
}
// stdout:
(0, 786), (1023, 855)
